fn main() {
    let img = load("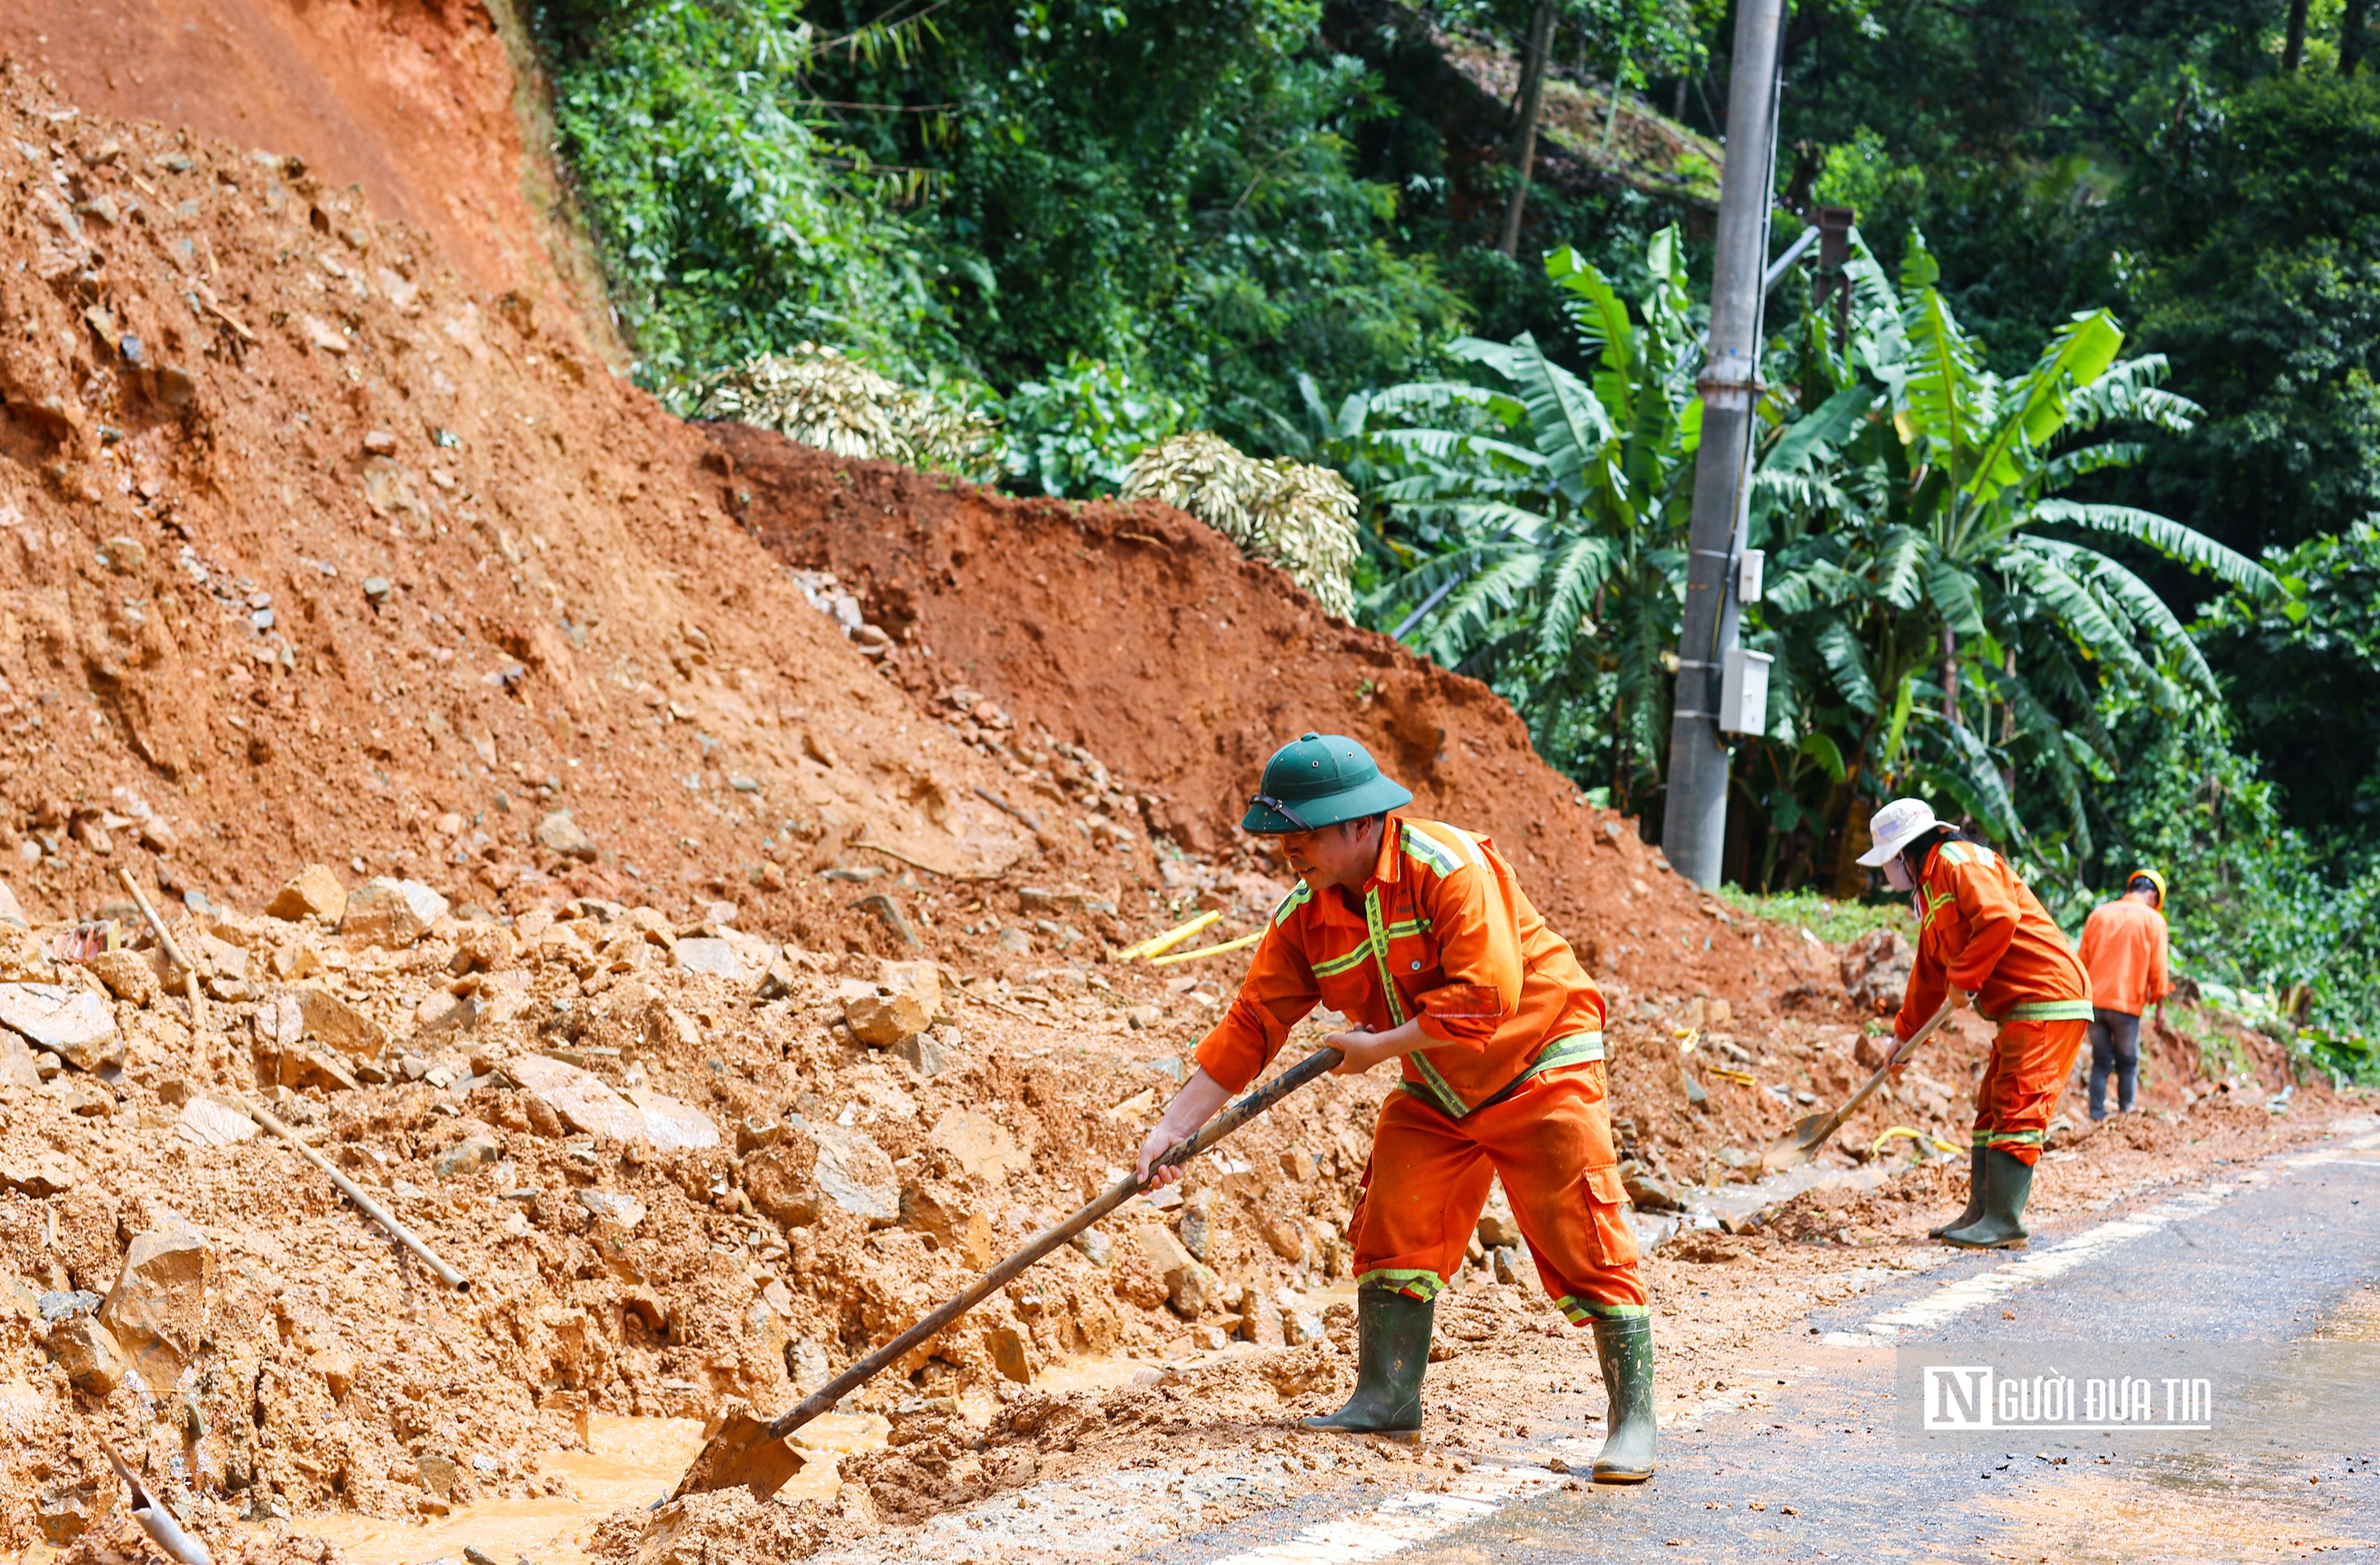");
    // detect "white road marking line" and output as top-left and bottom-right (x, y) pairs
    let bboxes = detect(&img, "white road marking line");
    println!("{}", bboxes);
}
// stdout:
(1208, 1463), (1567, 1564)
(1822, 1125), (2380, 1347)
